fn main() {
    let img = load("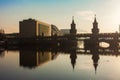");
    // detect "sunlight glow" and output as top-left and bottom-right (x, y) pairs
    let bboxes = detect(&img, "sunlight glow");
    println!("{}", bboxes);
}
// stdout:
(99, 42), (110, 48)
